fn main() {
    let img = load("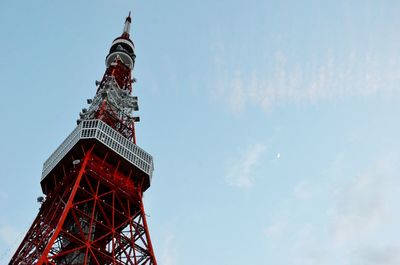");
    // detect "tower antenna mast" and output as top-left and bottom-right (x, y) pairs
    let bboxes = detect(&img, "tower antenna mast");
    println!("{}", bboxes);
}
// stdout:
(10, 14), (158, 265)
